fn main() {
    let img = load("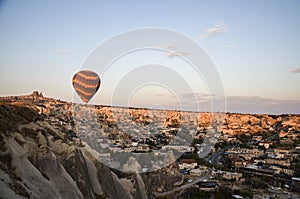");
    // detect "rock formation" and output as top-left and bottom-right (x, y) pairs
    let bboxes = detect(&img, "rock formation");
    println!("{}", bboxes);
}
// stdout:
(0, 105), (152, 199)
